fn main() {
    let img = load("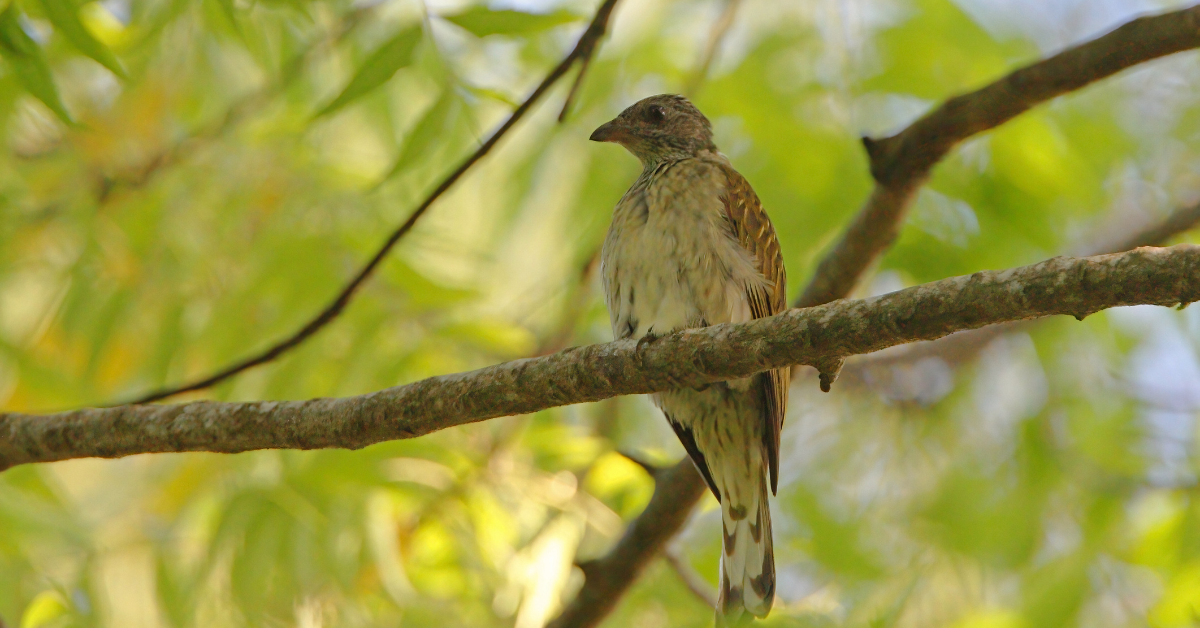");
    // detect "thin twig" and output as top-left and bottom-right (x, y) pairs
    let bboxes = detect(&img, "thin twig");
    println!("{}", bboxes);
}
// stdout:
(1086, 201), (1200, 257)
(663, 546), (718, 608)
(120, 0), (623, 405)
(558, 54), (593, 122)
(684, 0), (743, 97)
